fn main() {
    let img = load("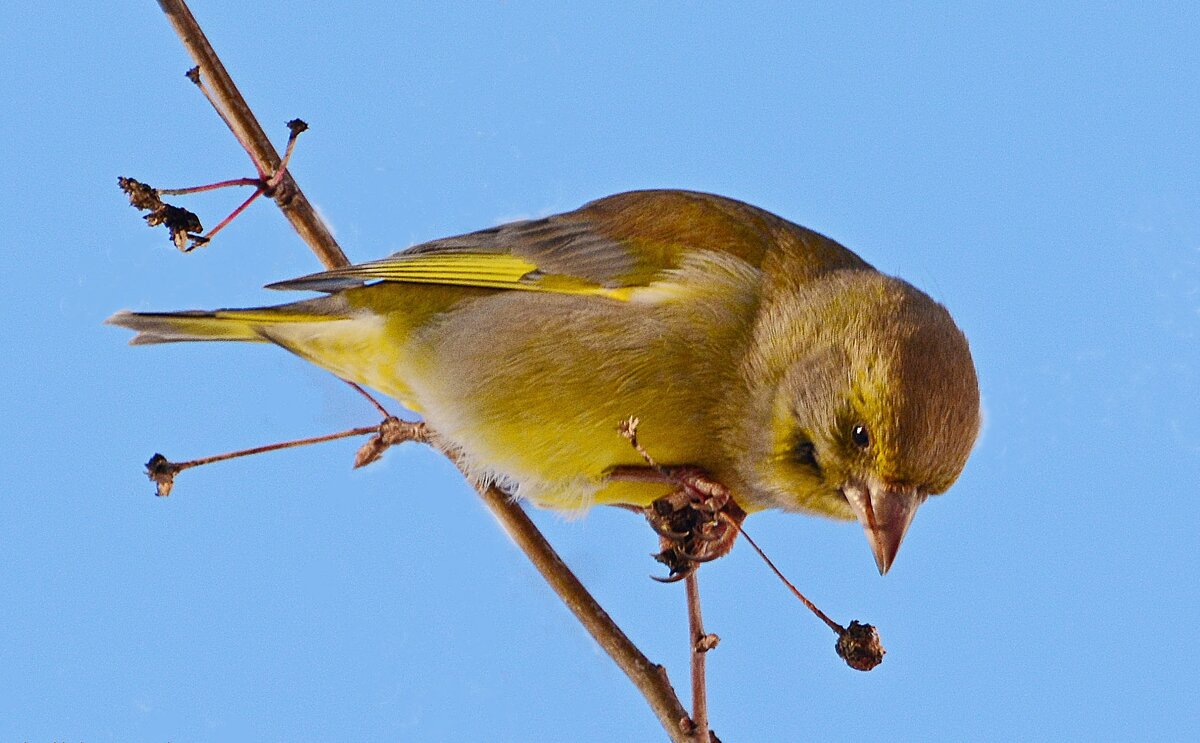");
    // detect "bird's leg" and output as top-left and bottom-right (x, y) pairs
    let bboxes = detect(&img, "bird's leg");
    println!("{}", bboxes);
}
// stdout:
(609, 465), (747, 582)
